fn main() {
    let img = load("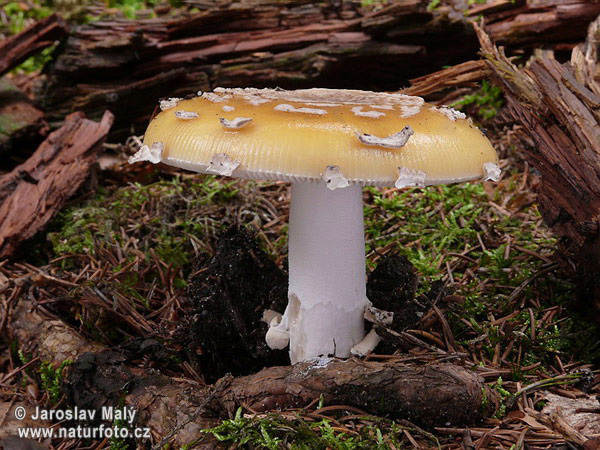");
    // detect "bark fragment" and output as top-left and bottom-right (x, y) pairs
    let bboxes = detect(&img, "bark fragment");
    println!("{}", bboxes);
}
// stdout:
(0, 111), (114, 259)
(212, 359), (499, 428)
